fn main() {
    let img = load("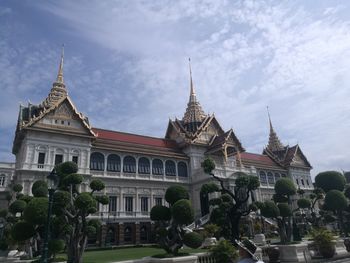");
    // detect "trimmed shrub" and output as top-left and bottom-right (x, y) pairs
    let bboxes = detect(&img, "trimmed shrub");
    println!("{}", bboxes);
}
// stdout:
(32, 180), (48, 197)
(23, 197), (48, 225)
(75, 192), (96, 210)
(150, 205), (171, 221)
(202, 158), (215, 174)
(90, 179), (105, 192)
(297, 198), (311, 209)
(324, 190), (348, 211)
(9, 200), (26, 214)
(95, 195), (109, 205)
(315, 171), (346, 192)
(278, 203), (292, 217)
(63, 174), (83, 185)
(18, 195), (33, 203)
(12, 184), (23, 193)
(183, 232), (203, 248)
(56, 161), (78, 176)
(11, 221), (36, 241)
(261, 201), (279, 218)
(165, 185), (189, 206)
(48, 239), (65, 257)
(172, 200), (194, 225)
(275, 178), (296, 196)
